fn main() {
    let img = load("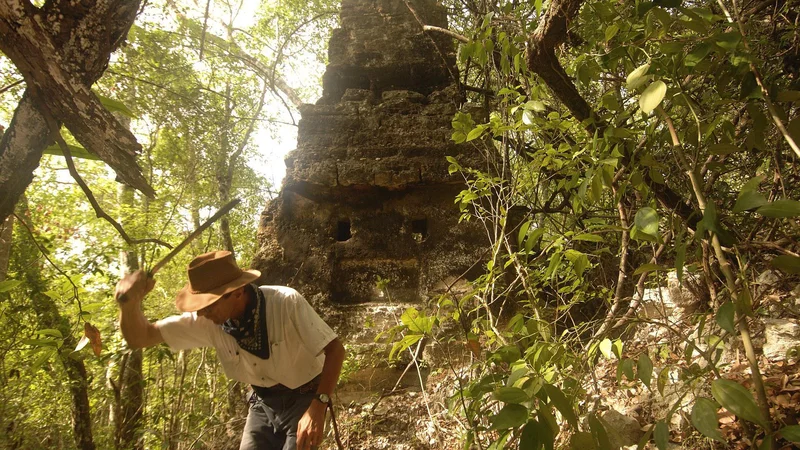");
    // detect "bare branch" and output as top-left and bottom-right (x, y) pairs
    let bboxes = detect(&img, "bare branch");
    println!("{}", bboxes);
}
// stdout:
(41, 113), (172, 249)
(422, 25), (469, 43)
